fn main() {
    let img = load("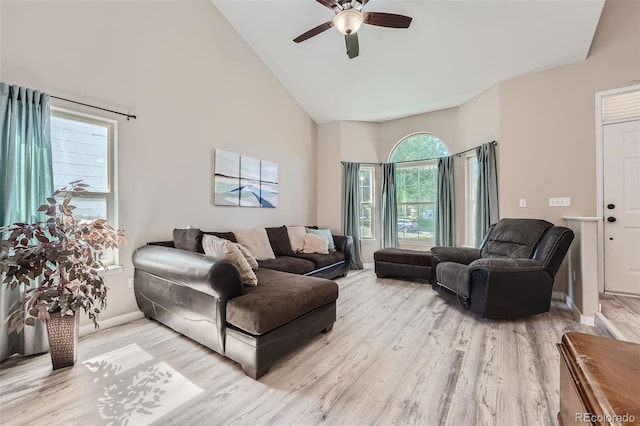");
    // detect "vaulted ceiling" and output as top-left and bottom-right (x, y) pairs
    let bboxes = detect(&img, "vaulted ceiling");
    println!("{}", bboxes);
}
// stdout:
(212, 0), (605, 124)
